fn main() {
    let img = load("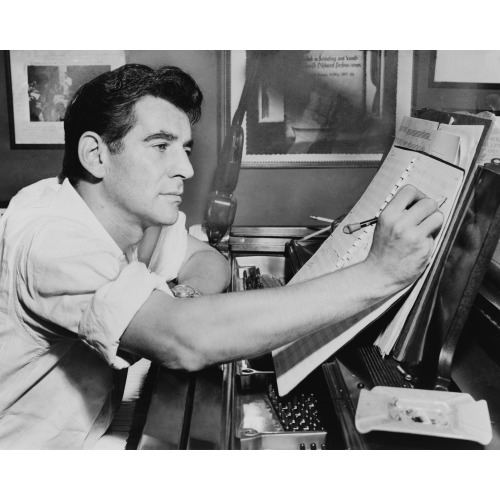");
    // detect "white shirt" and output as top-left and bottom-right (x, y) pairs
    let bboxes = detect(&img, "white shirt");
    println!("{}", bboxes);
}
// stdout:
(0, 178), (187, 449)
